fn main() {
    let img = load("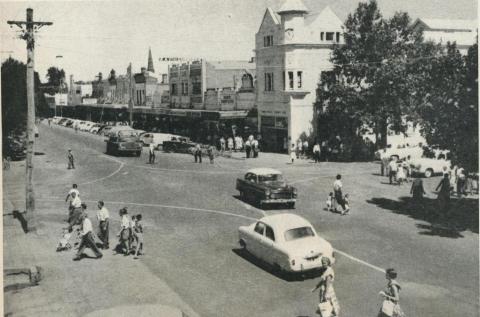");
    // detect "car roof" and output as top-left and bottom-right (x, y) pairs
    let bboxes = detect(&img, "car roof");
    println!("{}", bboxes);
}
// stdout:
(246, 168), (282, 175)
(258, 213), (312, 233)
